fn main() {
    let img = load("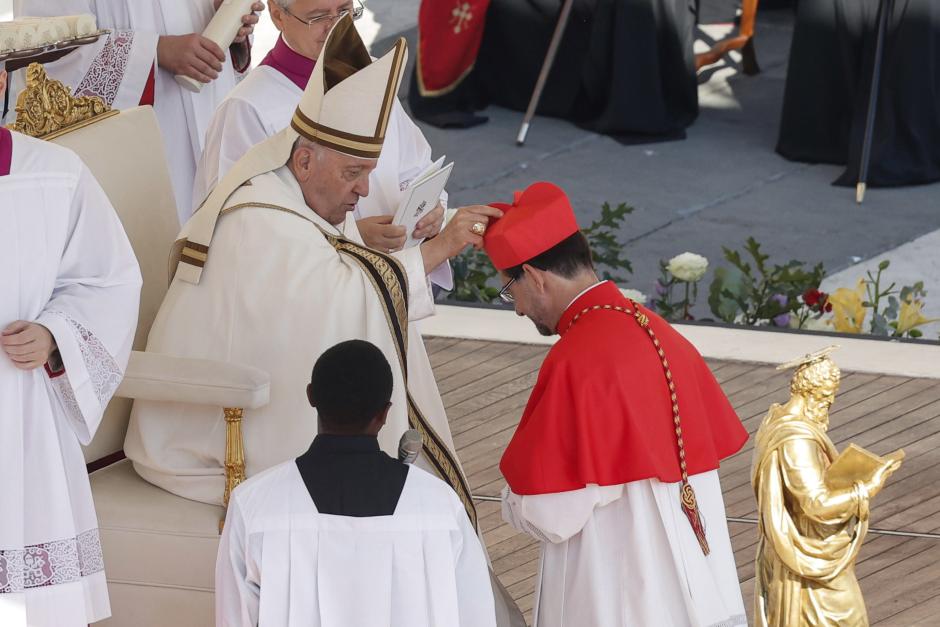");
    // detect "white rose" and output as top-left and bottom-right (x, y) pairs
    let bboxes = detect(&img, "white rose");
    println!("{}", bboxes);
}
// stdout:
(666, 252), (709, 283)
(620, 288), (648, 304)
(801, 317), (833, 332)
